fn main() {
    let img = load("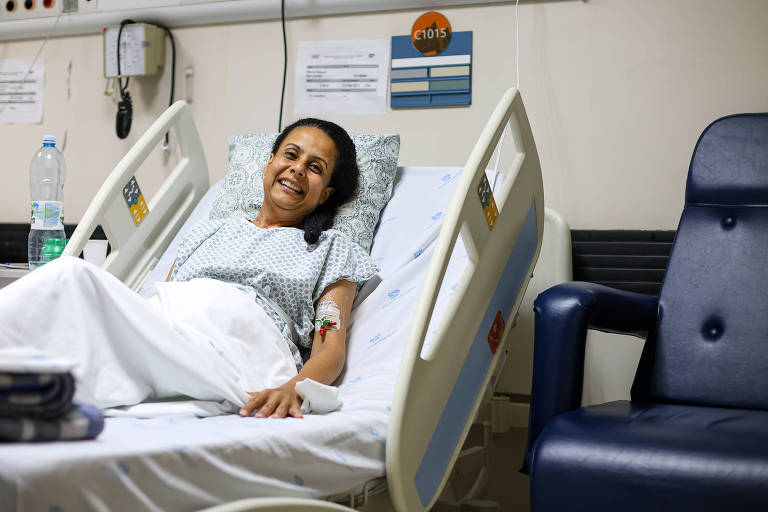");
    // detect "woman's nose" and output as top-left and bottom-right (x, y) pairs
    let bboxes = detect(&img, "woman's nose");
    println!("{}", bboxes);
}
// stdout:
(290, 164), (306, 177)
